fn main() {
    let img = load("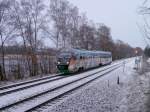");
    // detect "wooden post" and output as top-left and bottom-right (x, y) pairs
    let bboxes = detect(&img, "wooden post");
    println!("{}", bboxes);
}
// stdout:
(117, 76), (120, 85)
(0, 65), (2, 80)
(123, 61), (125, 72)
